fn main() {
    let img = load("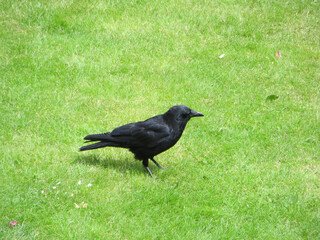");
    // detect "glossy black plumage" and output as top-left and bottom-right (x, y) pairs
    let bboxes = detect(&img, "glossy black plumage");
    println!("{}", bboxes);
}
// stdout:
(79, 105), (203, 177)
